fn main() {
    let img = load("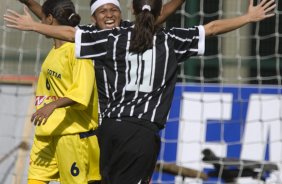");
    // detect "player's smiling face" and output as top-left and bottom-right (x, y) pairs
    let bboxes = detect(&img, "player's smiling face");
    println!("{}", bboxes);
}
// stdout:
(92, 3), (121, 30)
